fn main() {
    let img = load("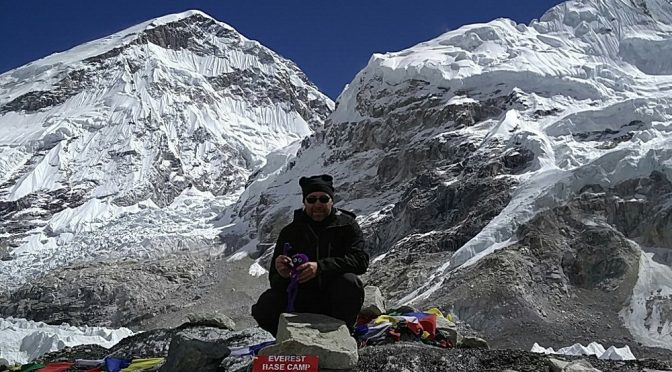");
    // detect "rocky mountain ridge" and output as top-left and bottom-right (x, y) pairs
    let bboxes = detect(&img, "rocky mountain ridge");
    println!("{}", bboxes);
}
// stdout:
(221, 0), (672, 359)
